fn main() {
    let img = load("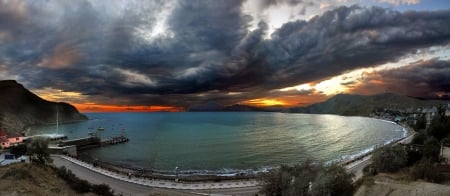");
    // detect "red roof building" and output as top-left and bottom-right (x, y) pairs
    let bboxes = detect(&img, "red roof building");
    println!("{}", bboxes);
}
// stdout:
(0, 131), (24, 149)
(0, 130), (6, 139)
